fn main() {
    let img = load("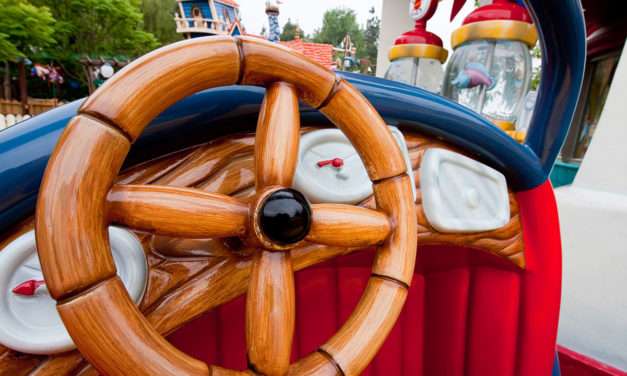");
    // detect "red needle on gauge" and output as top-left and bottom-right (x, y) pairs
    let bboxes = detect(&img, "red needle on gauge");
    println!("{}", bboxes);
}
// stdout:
(317, 157), (344, 168)
(12, 279), (45, 296)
